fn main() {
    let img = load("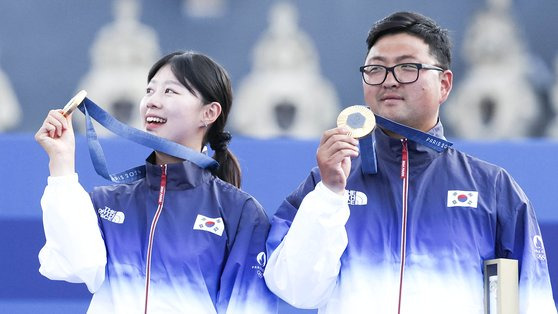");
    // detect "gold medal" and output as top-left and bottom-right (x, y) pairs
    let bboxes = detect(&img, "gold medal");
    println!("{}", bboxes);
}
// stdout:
(62, 90), (87, 117)
(336, 105), (376, 138)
